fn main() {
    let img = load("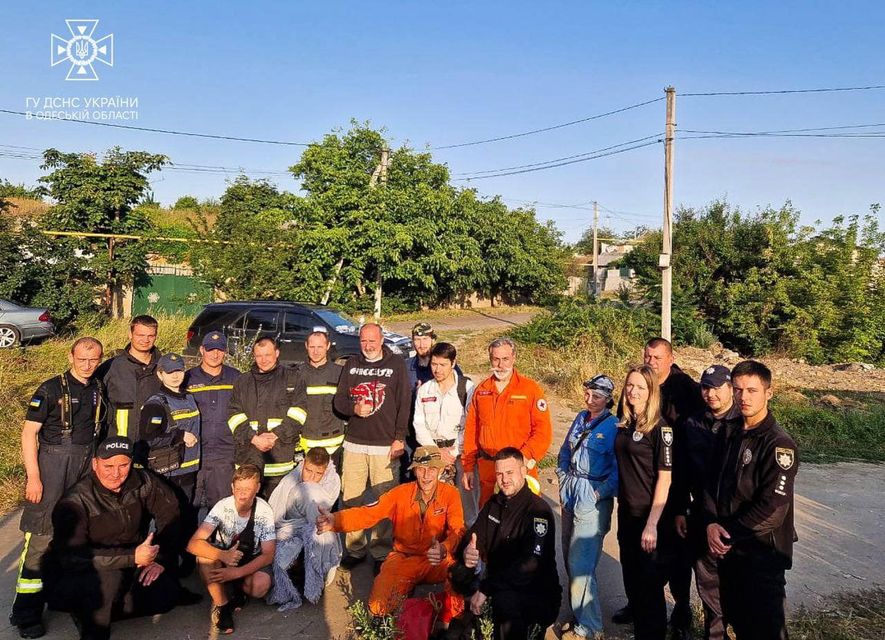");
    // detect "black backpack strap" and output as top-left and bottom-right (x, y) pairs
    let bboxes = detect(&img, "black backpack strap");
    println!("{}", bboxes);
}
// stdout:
(238, 499), (259, 562)
(456, 374), (470, 408)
